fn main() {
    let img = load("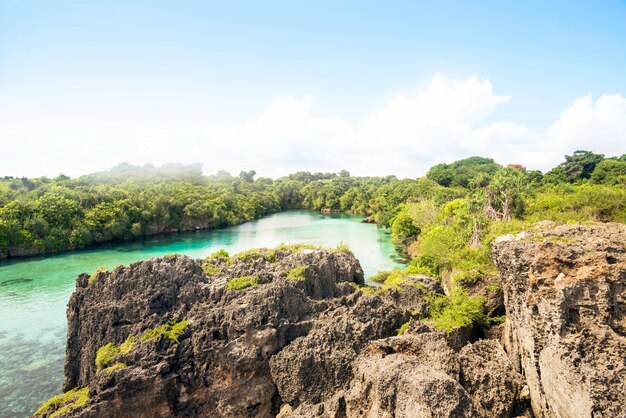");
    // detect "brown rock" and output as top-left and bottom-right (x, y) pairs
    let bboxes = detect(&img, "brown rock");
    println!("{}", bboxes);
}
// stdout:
(493, 222), (626, 418)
